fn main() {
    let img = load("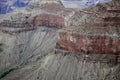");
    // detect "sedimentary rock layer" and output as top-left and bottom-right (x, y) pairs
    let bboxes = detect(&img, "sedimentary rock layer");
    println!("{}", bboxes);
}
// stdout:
(56, 32), (120, 54)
